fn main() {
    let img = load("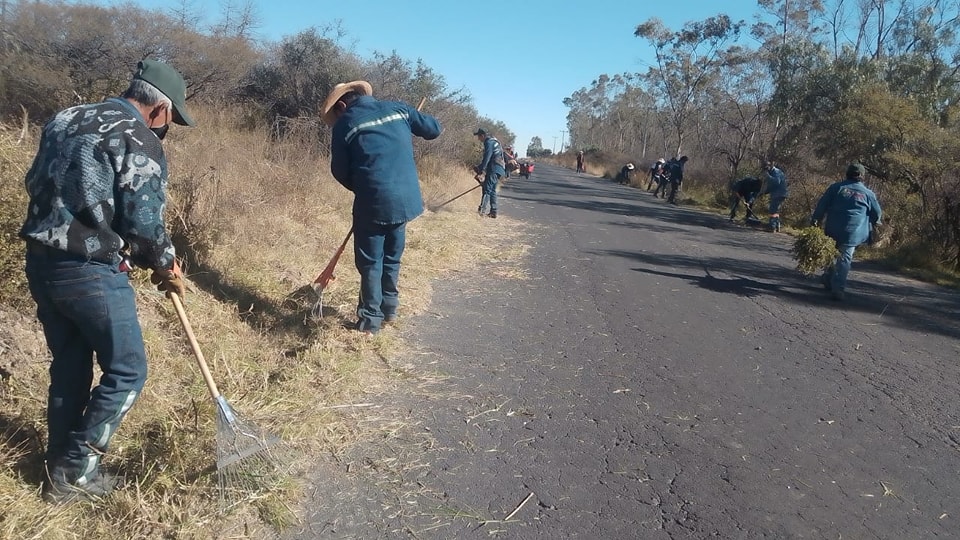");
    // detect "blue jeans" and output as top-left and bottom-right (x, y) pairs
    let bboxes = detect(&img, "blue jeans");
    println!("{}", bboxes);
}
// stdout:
(823, 244), (857, 292)
(768, 196), (786, 228)
(354, 222), (406, 333)
(25, 246), (147, 482)
(479, 172), (501, 215)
